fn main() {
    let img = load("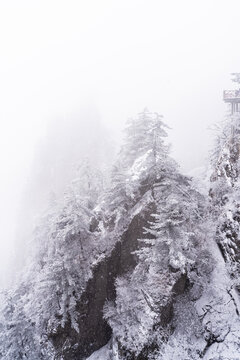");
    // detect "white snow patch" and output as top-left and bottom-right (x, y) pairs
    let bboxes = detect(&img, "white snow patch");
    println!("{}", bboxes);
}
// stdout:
(86, 339), (119, 360)
(128, 150), (152, 181)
